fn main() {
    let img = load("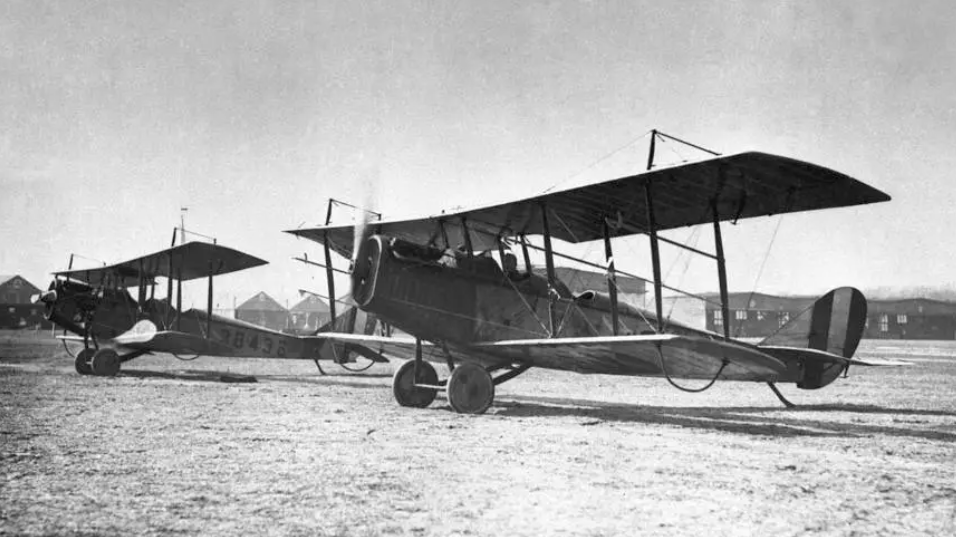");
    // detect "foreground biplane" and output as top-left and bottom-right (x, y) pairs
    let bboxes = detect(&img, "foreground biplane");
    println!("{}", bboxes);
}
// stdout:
(36, 239), (387, 376)
(288, 131), (901, 414)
